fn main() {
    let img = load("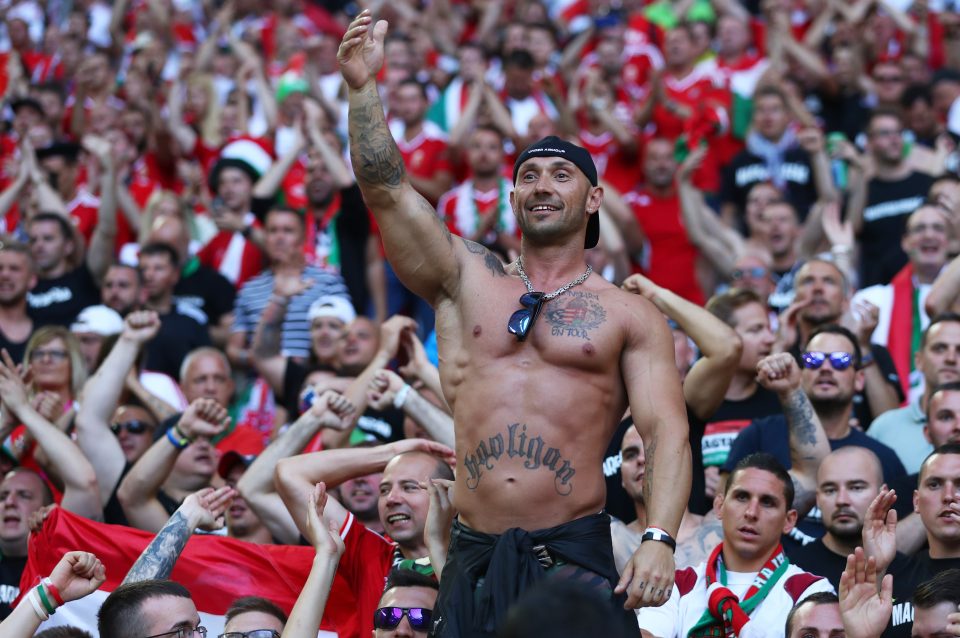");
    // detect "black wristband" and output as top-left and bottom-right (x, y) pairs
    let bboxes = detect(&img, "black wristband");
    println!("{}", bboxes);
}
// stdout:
(641, 527), (677, 552)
